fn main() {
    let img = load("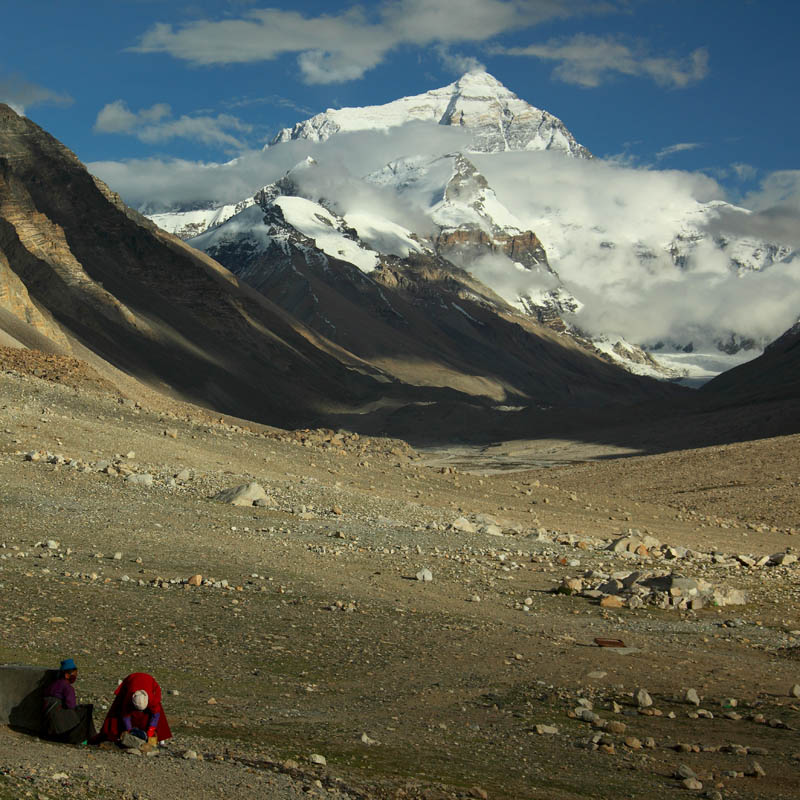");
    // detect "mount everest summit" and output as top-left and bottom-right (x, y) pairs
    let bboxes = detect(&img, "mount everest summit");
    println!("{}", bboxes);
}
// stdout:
(147, 71), (799, 383)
